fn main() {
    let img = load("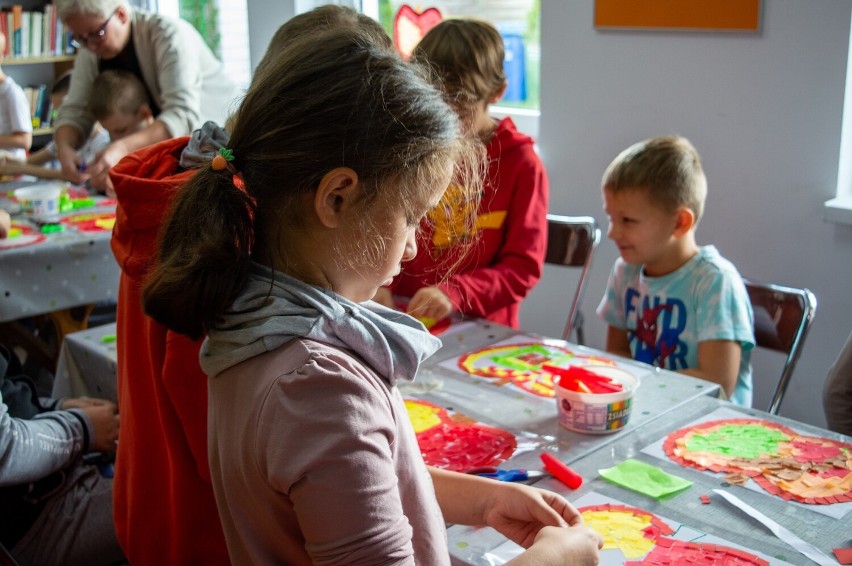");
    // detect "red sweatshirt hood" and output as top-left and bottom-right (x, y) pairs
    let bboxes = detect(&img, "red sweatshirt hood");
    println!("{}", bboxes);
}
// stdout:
(109, 136), (194, 284)
(488, 117), (534, 160)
